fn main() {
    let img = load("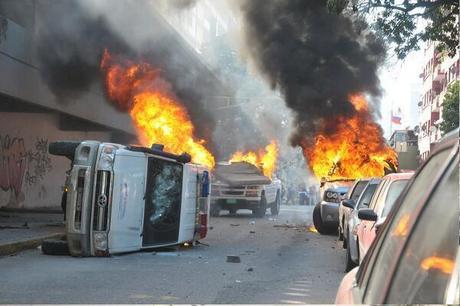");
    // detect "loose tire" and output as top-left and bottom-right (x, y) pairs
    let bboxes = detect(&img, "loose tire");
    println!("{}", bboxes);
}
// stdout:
(48, 141), (81, 161)
(41, 239), (70, 256)
(271, 192), (281, 216)
(254, 195), (267, 218)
